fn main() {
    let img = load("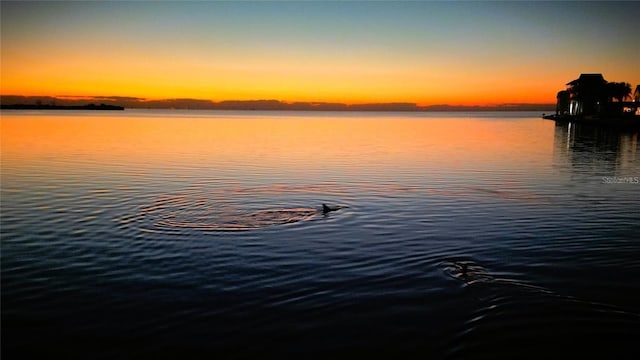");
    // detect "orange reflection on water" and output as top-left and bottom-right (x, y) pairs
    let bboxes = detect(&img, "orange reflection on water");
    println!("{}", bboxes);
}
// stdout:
(1, 112), (555, 176)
